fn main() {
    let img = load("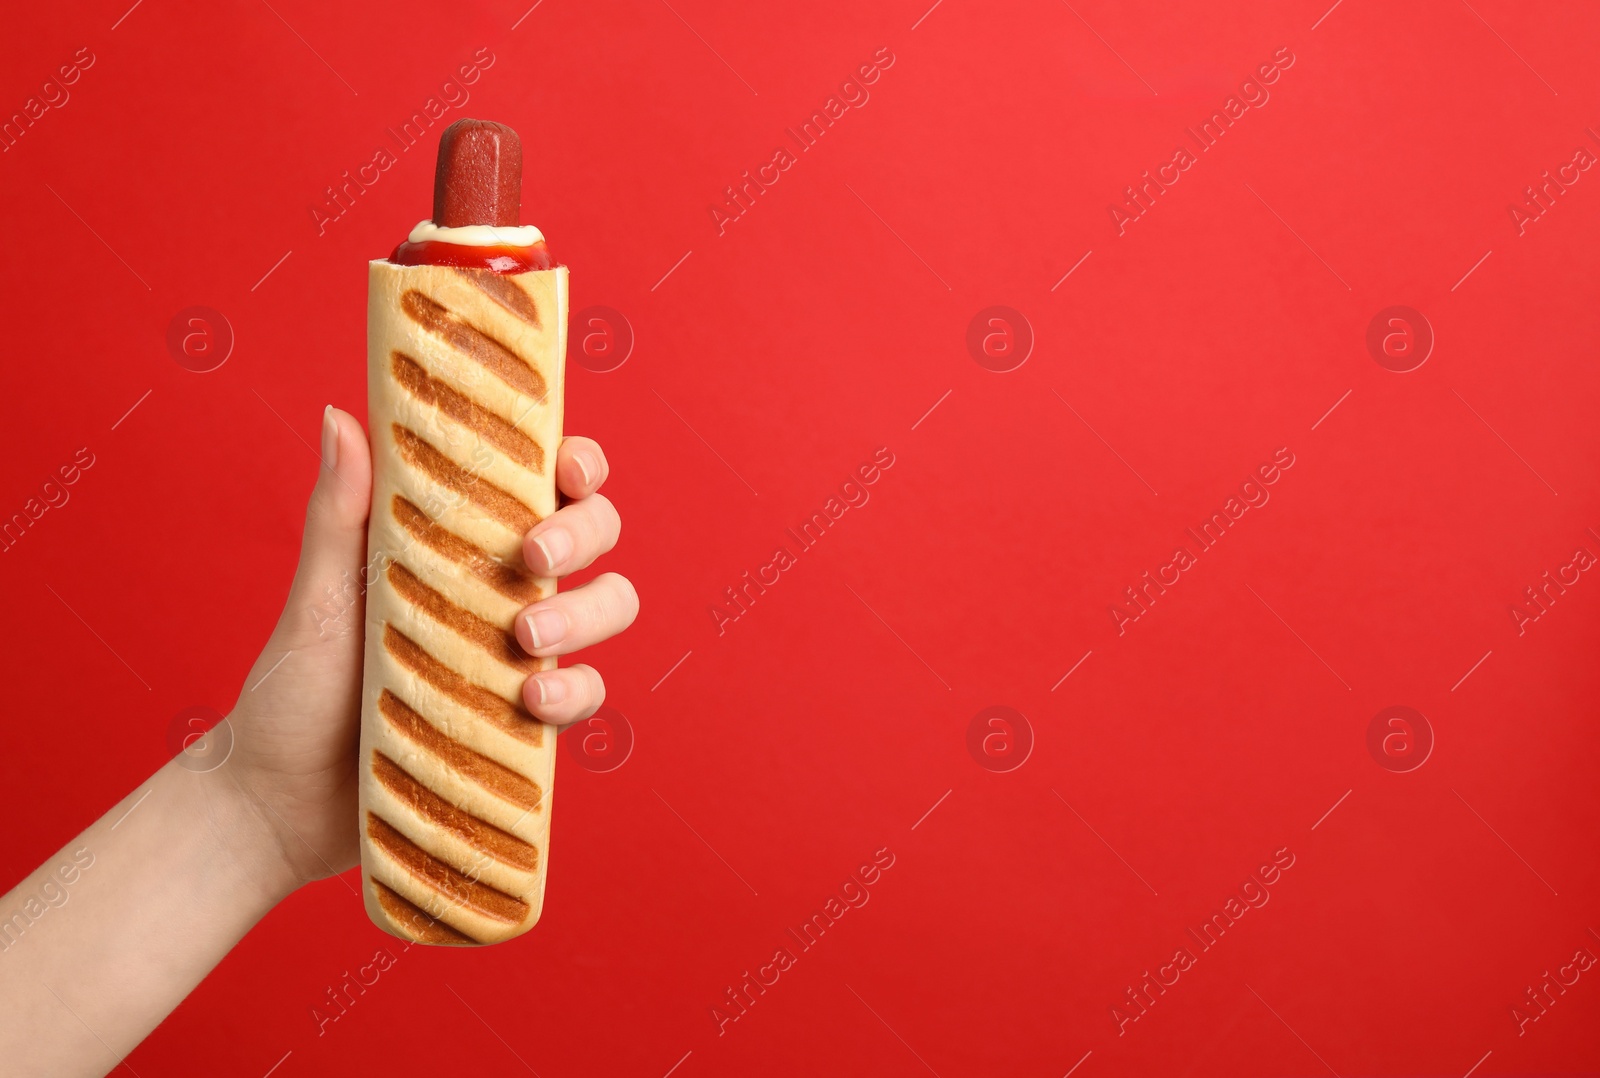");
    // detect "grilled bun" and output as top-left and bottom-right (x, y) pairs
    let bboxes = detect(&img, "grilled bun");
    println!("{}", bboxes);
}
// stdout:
(357, 260), (566, 945)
